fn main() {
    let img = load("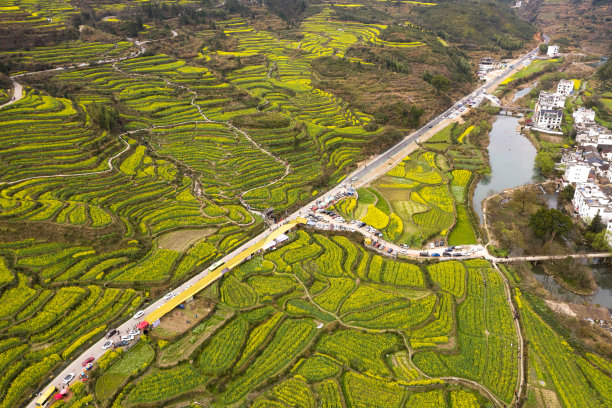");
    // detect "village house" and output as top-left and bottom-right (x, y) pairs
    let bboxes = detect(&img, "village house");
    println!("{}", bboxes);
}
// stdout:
(573, 107), (596, 128)
(564, 162), (592, 184)
(537, 91), (566, 109)
(547, 45), (560, 57)
(557, 79), (574, 96)
(572, 183), (612, 223)
(534, 109), (563, 131)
